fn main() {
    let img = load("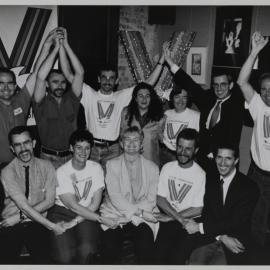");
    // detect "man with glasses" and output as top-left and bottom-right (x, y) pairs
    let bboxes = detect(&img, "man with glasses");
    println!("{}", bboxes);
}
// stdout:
(237, 32), (270, 246)
(0, 126), (65, 264)
(164, 48), (245, 170)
